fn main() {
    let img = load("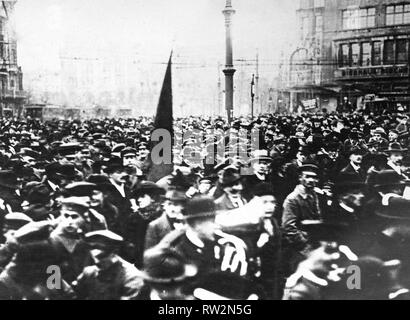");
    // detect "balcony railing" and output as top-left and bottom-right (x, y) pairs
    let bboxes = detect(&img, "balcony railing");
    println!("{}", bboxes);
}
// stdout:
(335, 65), (409, 80)
(2, 89), (26, 99)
